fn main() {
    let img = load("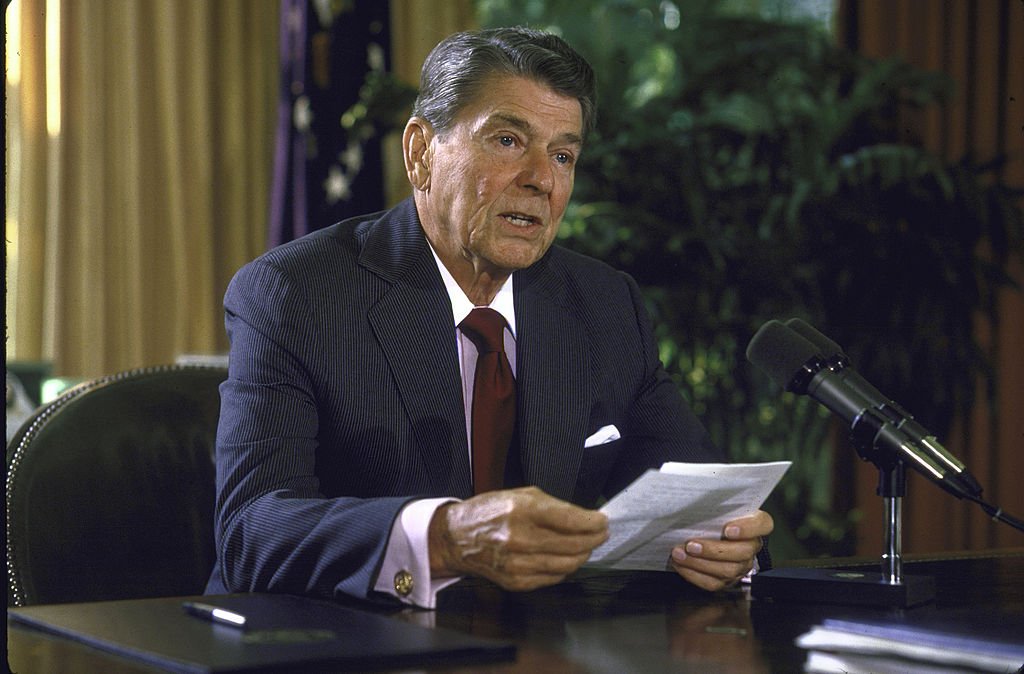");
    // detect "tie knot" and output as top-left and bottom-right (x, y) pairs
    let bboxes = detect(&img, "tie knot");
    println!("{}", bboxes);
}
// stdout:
(460, 308), (507, 353)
